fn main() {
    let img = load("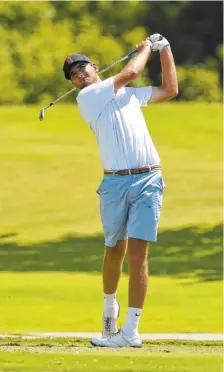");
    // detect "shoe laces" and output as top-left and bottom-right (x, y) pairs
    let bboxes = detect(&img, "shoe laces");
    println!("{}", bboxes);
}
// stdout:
(108, 329), (121, 340)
